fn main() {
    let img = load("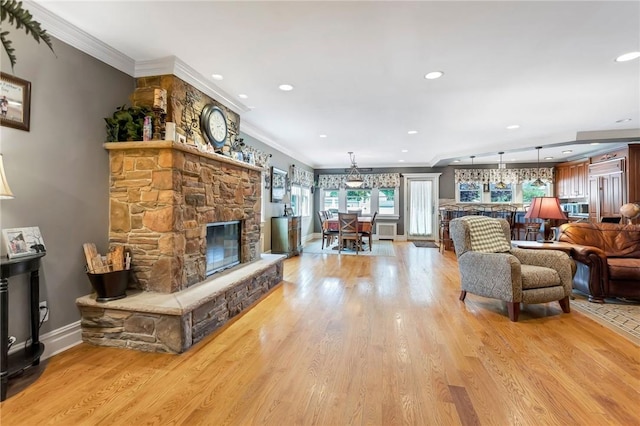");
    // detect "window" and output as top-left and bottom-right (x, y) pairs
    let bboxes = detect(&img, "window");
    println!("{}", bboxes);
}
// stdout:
(458, 183), (482, 203)
(490, 183), (513, 203)
(322, 189), (339, 214)
(346, 189), (372, 215)
(522, 181), (549, 204)
(291, 185), (311, 217)
(378, 188), (396, 215)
